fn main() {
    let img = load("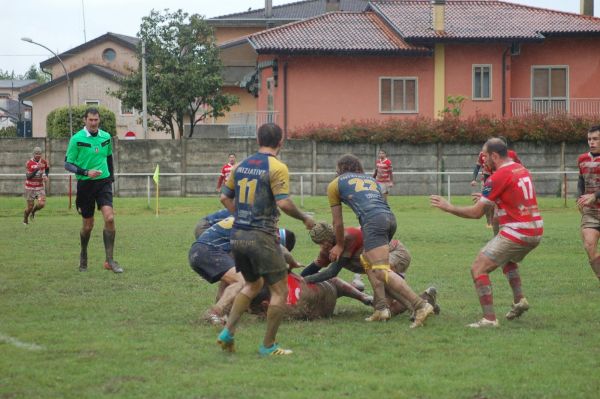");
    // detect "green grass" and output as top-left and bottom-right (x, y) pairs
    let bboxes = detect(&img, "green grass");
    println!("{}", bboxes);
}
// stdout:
(1, 195), (599, 399)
